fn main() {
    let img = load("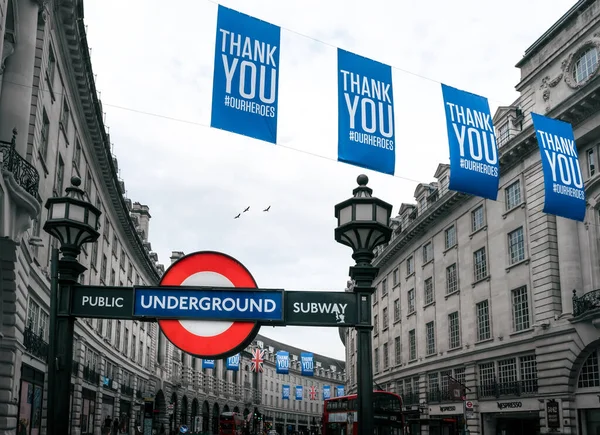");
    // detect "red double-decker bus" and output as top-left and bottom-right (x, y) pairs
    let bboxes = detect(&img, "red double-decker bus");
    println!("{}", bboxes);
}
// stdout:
(322, 391), (405, 435)
(218, 412), (244, 435)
